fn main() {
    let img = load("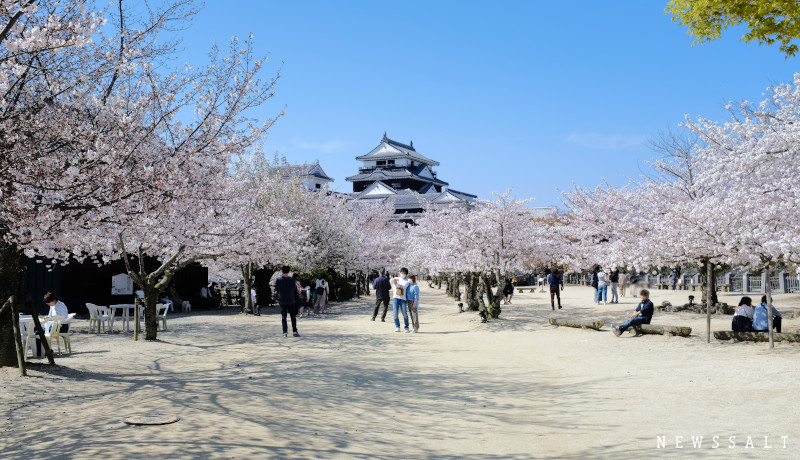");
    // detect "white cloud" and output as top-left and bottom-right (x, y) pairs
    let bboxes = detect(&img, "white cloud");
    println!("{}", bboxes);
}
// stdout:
(291, 138), (348, 154)
(563, 131), (646, 150)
